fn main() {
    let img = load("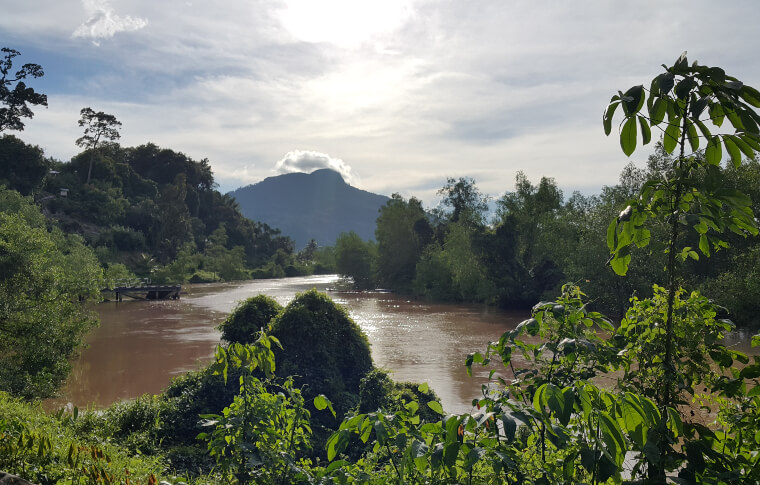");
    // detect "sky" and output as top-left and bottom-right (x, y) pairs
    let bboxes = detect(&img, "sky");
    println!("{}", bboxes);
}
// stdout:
(2, 0), (759, 206)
